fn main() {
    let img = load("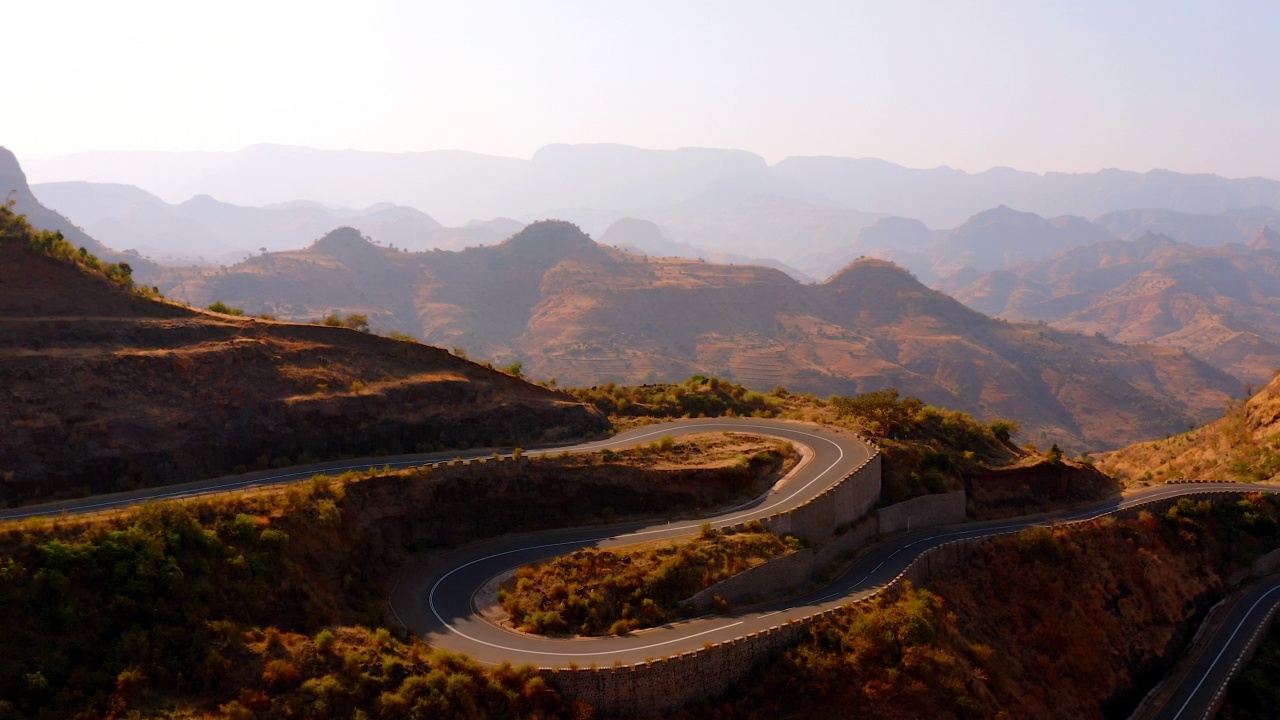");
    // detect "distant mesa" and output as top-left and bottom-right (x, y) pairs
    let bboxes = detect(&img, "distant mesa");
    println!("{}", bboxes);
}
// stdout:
(599, 217), (671, 252)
